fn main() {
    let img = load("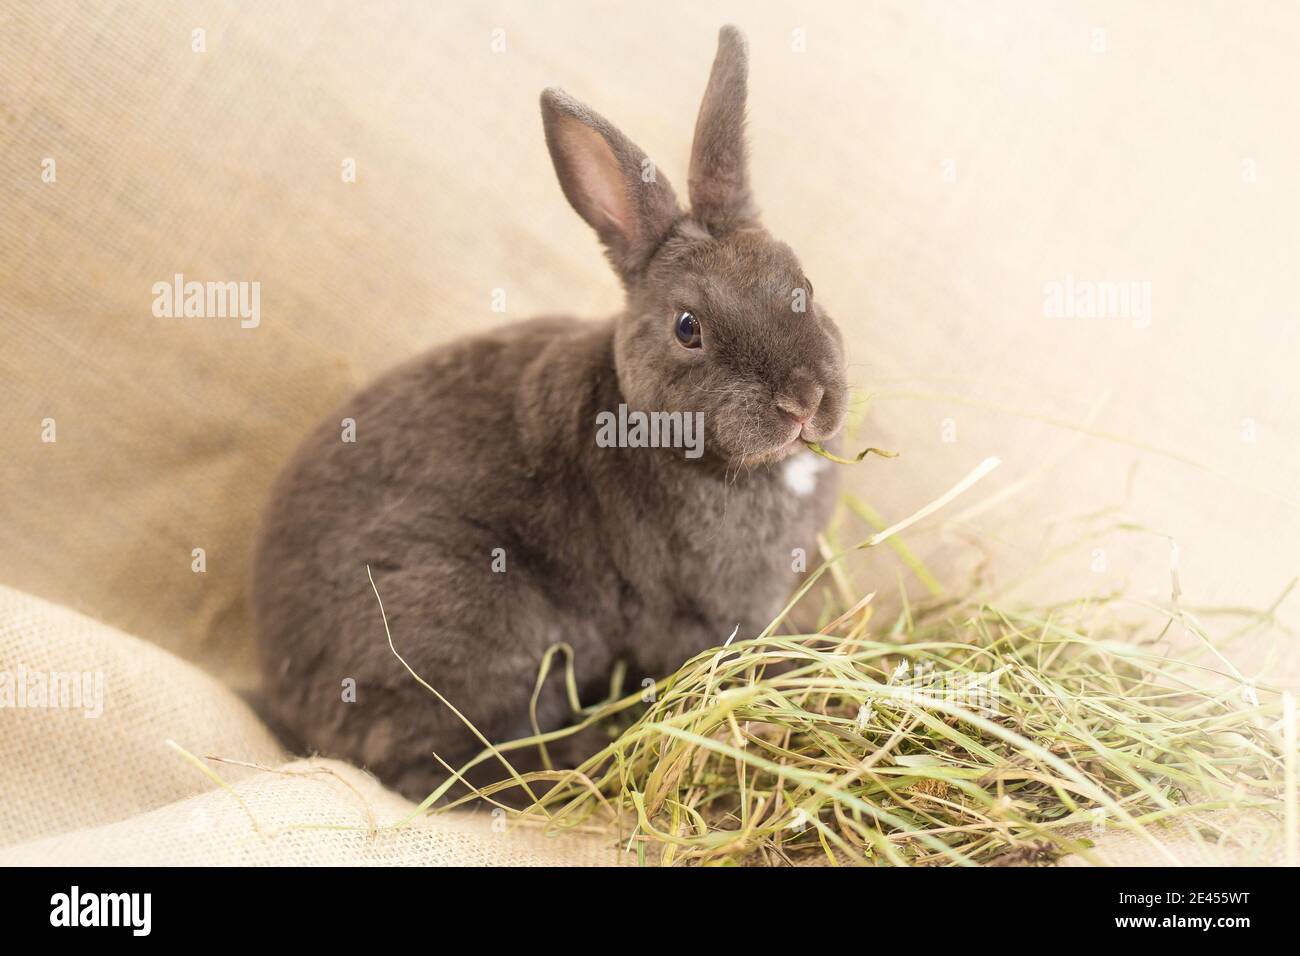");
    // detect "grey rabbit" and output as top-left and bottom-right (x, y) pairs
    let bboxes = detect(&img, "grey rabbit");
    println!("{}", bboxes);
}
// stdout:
(250, 25), (849, 802)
